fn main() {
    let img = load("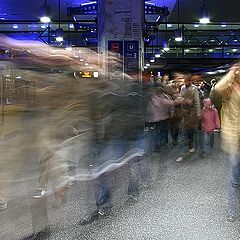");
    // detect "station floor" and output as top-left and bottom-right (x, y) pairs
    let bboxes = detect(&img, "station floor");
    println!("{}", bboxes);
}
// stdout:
(0, 133), (240, 240)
